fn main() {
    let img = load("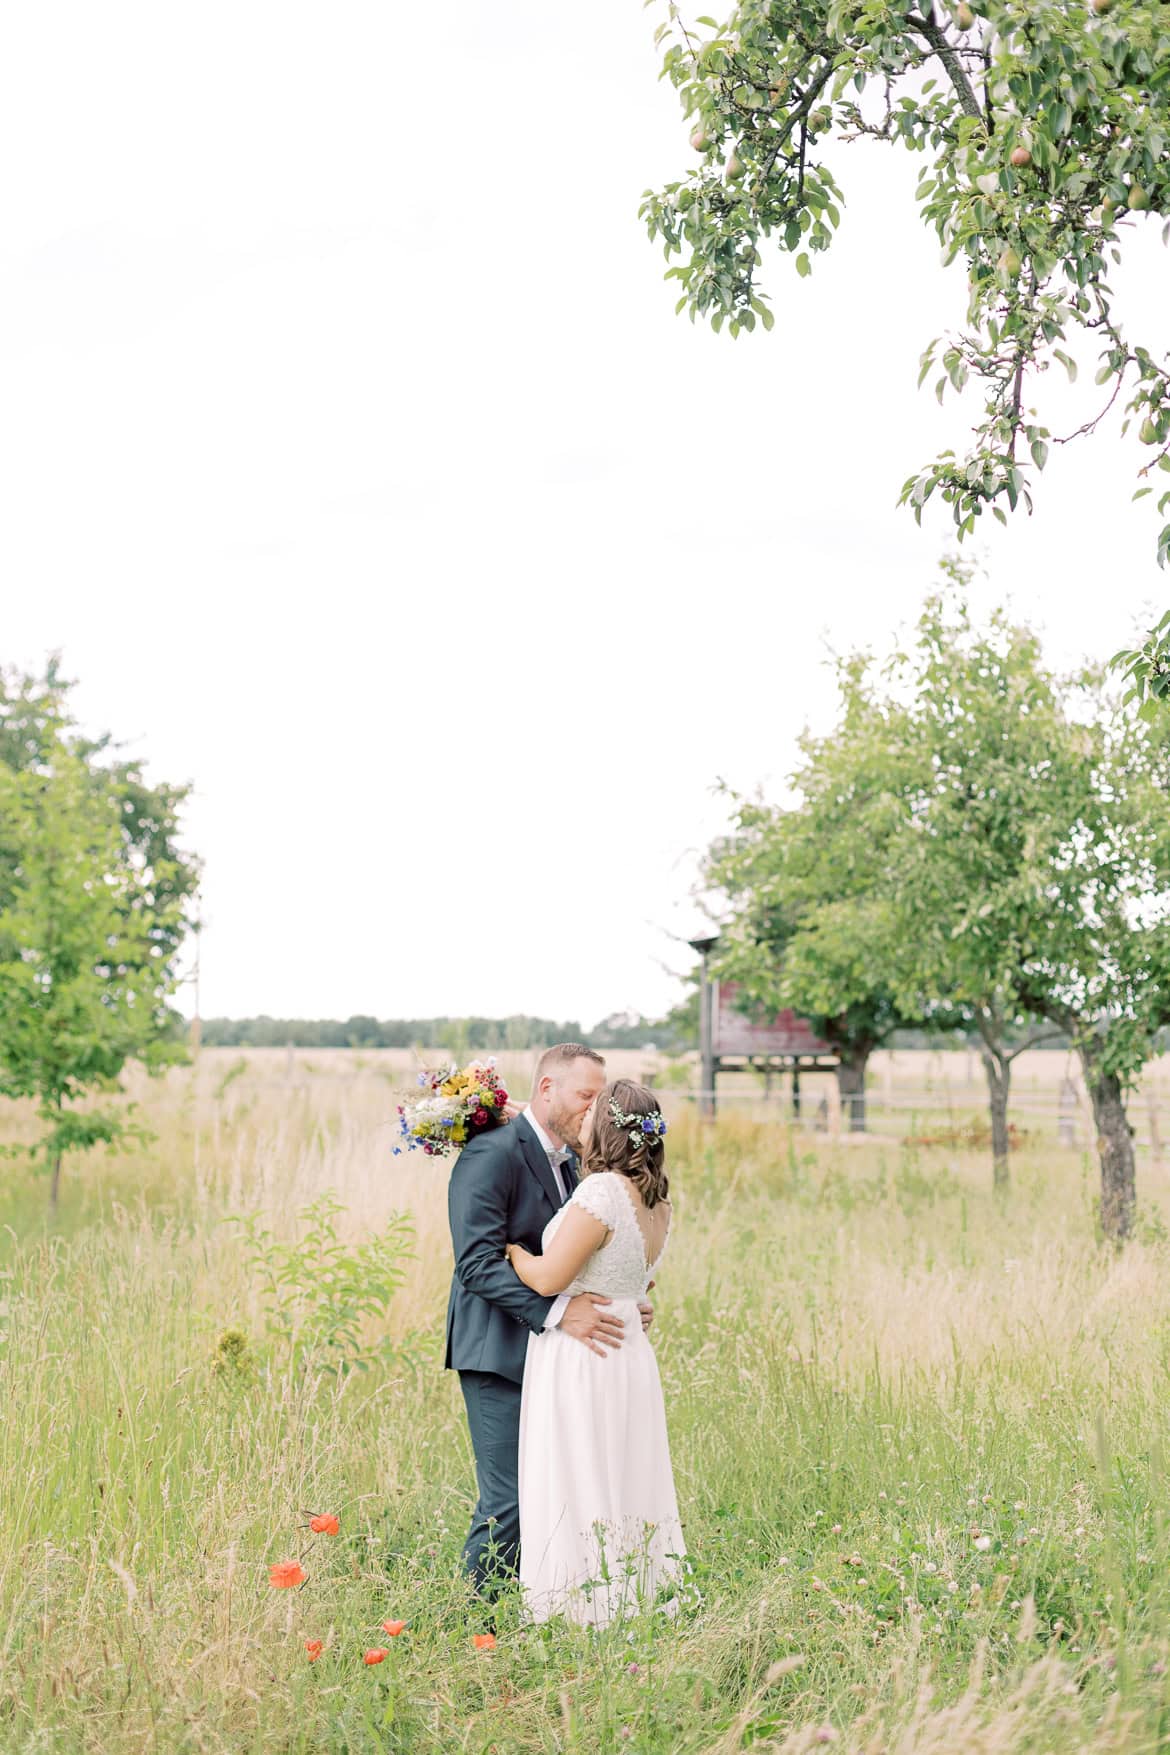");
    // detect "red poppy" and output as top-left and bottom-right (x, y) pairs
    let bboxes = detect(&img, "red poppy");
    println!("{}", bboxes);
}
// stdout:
(269, 1561), (305, 1589)
(472, 1633), (497, 1651)
(305, 1640), (323, 1662)
(364, 1647), (389, 1665)
(381, 1620), (406, 1637)
(309, 1514), (340, 1536)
